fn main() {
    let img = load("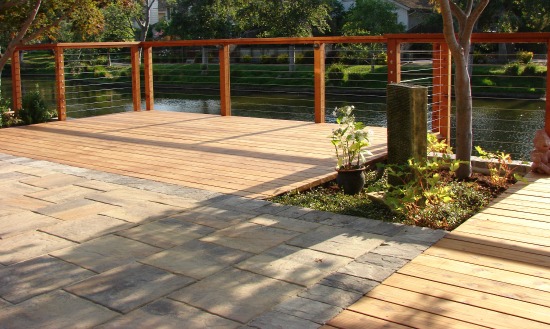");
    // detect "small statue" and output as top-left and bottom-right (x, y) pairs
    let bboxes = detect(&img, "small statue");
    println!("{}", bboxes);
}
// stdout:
(531, 129), (550, 175)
